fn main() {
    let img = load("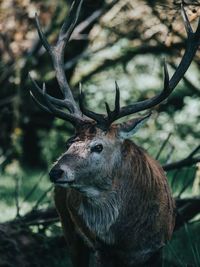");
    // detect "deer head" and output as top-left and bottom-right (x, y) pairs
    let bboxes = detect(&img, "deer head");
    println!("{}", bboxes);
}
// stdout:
(29, 0), (200, 197)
